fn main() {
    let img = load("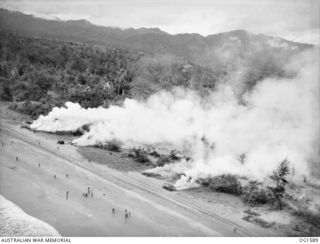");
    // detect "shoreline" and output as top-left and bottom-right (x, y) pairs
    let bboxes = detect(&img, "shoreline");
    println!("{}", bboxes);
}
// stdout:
(0, 104), (294, 236)
(0, 195), (60, 237)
